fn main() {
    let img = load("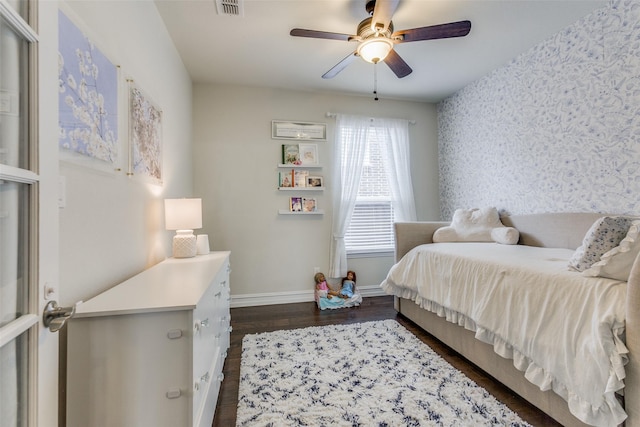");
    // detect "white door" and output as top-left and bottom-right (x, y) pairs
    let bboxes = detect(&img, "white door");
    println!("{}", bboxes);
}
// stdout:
(0, 1), (61, 426)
